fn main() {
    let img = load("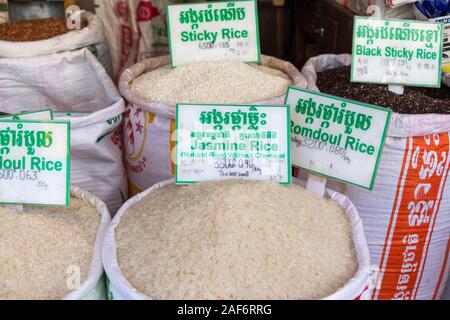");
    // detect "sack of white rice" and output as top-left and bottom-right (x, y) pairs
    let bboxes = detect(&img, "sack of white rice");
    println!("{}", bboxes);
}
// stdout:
(0, 186), (111, 300)
(0, 10), (112, 77)
(119, 55), (308, 196)
(300, 53), (450, 300)
(0, 49), (128, 214)
(102, 178), (371, 300)
(442, 274), (450, 300)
